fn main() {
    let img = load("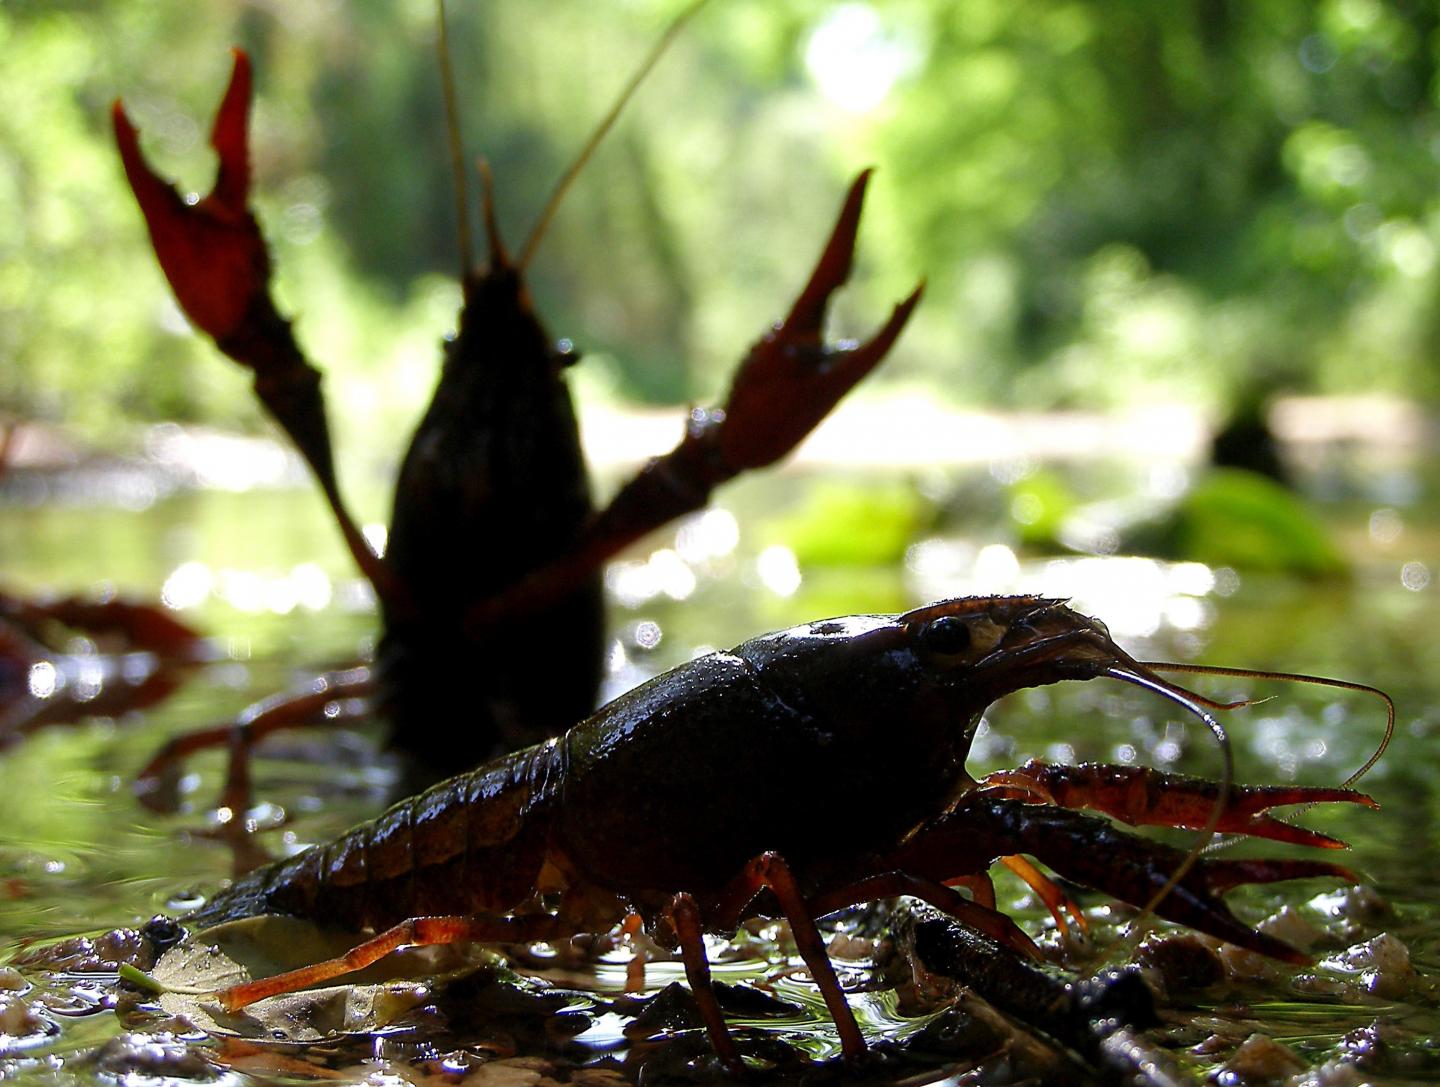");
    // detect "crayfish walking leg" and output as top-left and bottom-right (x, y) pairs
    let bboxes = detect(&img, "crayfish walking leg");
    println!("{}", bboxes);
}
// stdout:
(671, 852), (867, 1067)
